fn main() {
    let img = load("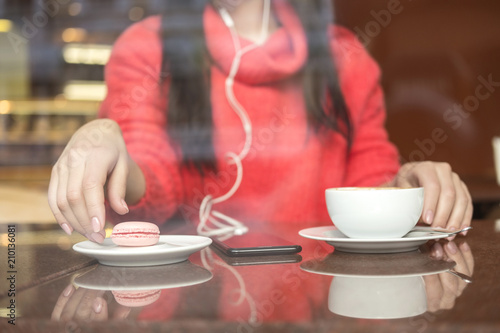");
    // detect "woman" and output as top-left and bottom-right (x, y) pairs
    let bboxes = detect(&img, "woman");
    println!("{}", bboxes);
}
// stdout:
(48, 0), (472, 243)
